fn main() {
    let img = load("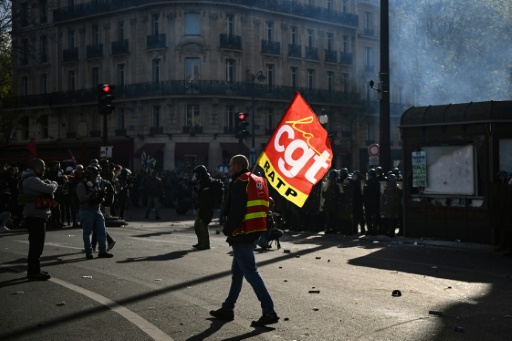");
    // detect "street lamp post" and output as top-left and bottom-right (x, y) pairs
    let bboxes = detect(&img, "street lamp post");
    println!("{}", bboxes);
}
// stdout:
(249, 70), (266, 165)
